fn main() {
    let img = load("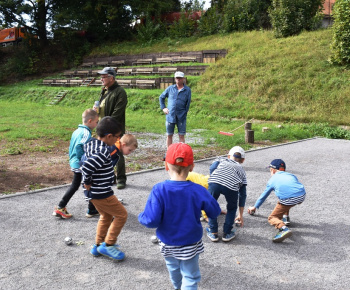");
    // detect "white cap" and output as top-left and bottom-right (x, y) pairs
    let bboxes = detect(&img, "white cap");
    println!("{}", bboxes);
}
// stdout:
(228, 146), (245, 158)
(174, 71), (185, 78)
